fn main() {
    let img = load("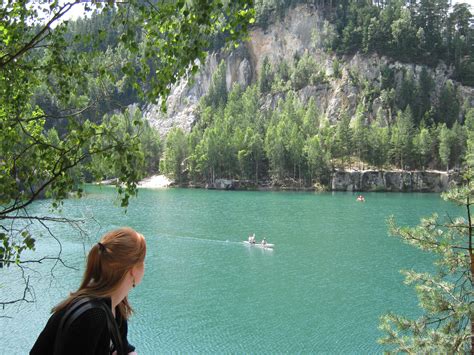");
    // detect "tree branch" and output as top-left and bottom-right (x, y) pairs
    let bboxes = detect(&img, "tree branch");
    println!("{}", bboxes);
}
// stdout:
(0, 2), (76, 68)
(0, 274), (32, 308)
